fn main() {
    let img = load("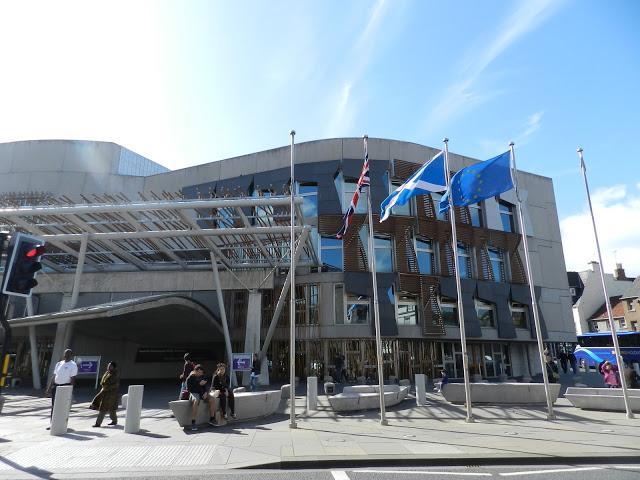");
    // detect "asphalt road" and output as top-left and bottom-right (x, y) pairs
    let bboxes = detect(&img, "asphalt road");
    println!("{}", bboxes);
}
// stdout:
(110, 464), (640, 480)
